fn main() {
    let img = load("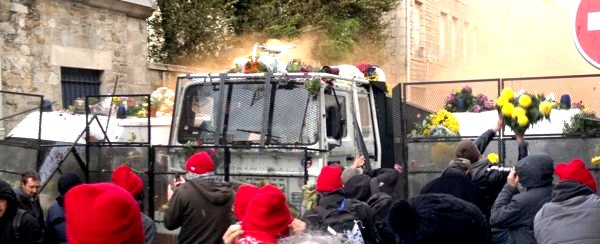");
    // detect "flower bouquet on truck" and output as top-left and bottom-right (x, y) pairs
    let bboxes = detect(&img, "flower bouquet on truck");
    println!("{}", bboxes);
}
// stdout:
(496, 88), (553, 134)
